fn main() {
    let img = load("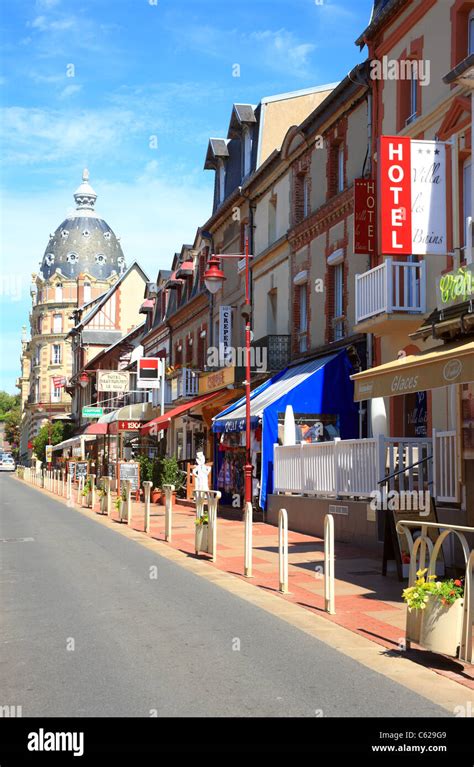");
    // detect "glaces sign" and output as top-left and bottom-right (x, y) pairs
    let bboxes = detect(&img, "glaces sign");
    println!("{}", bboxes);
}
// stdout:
(379, 137), (447, 256)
